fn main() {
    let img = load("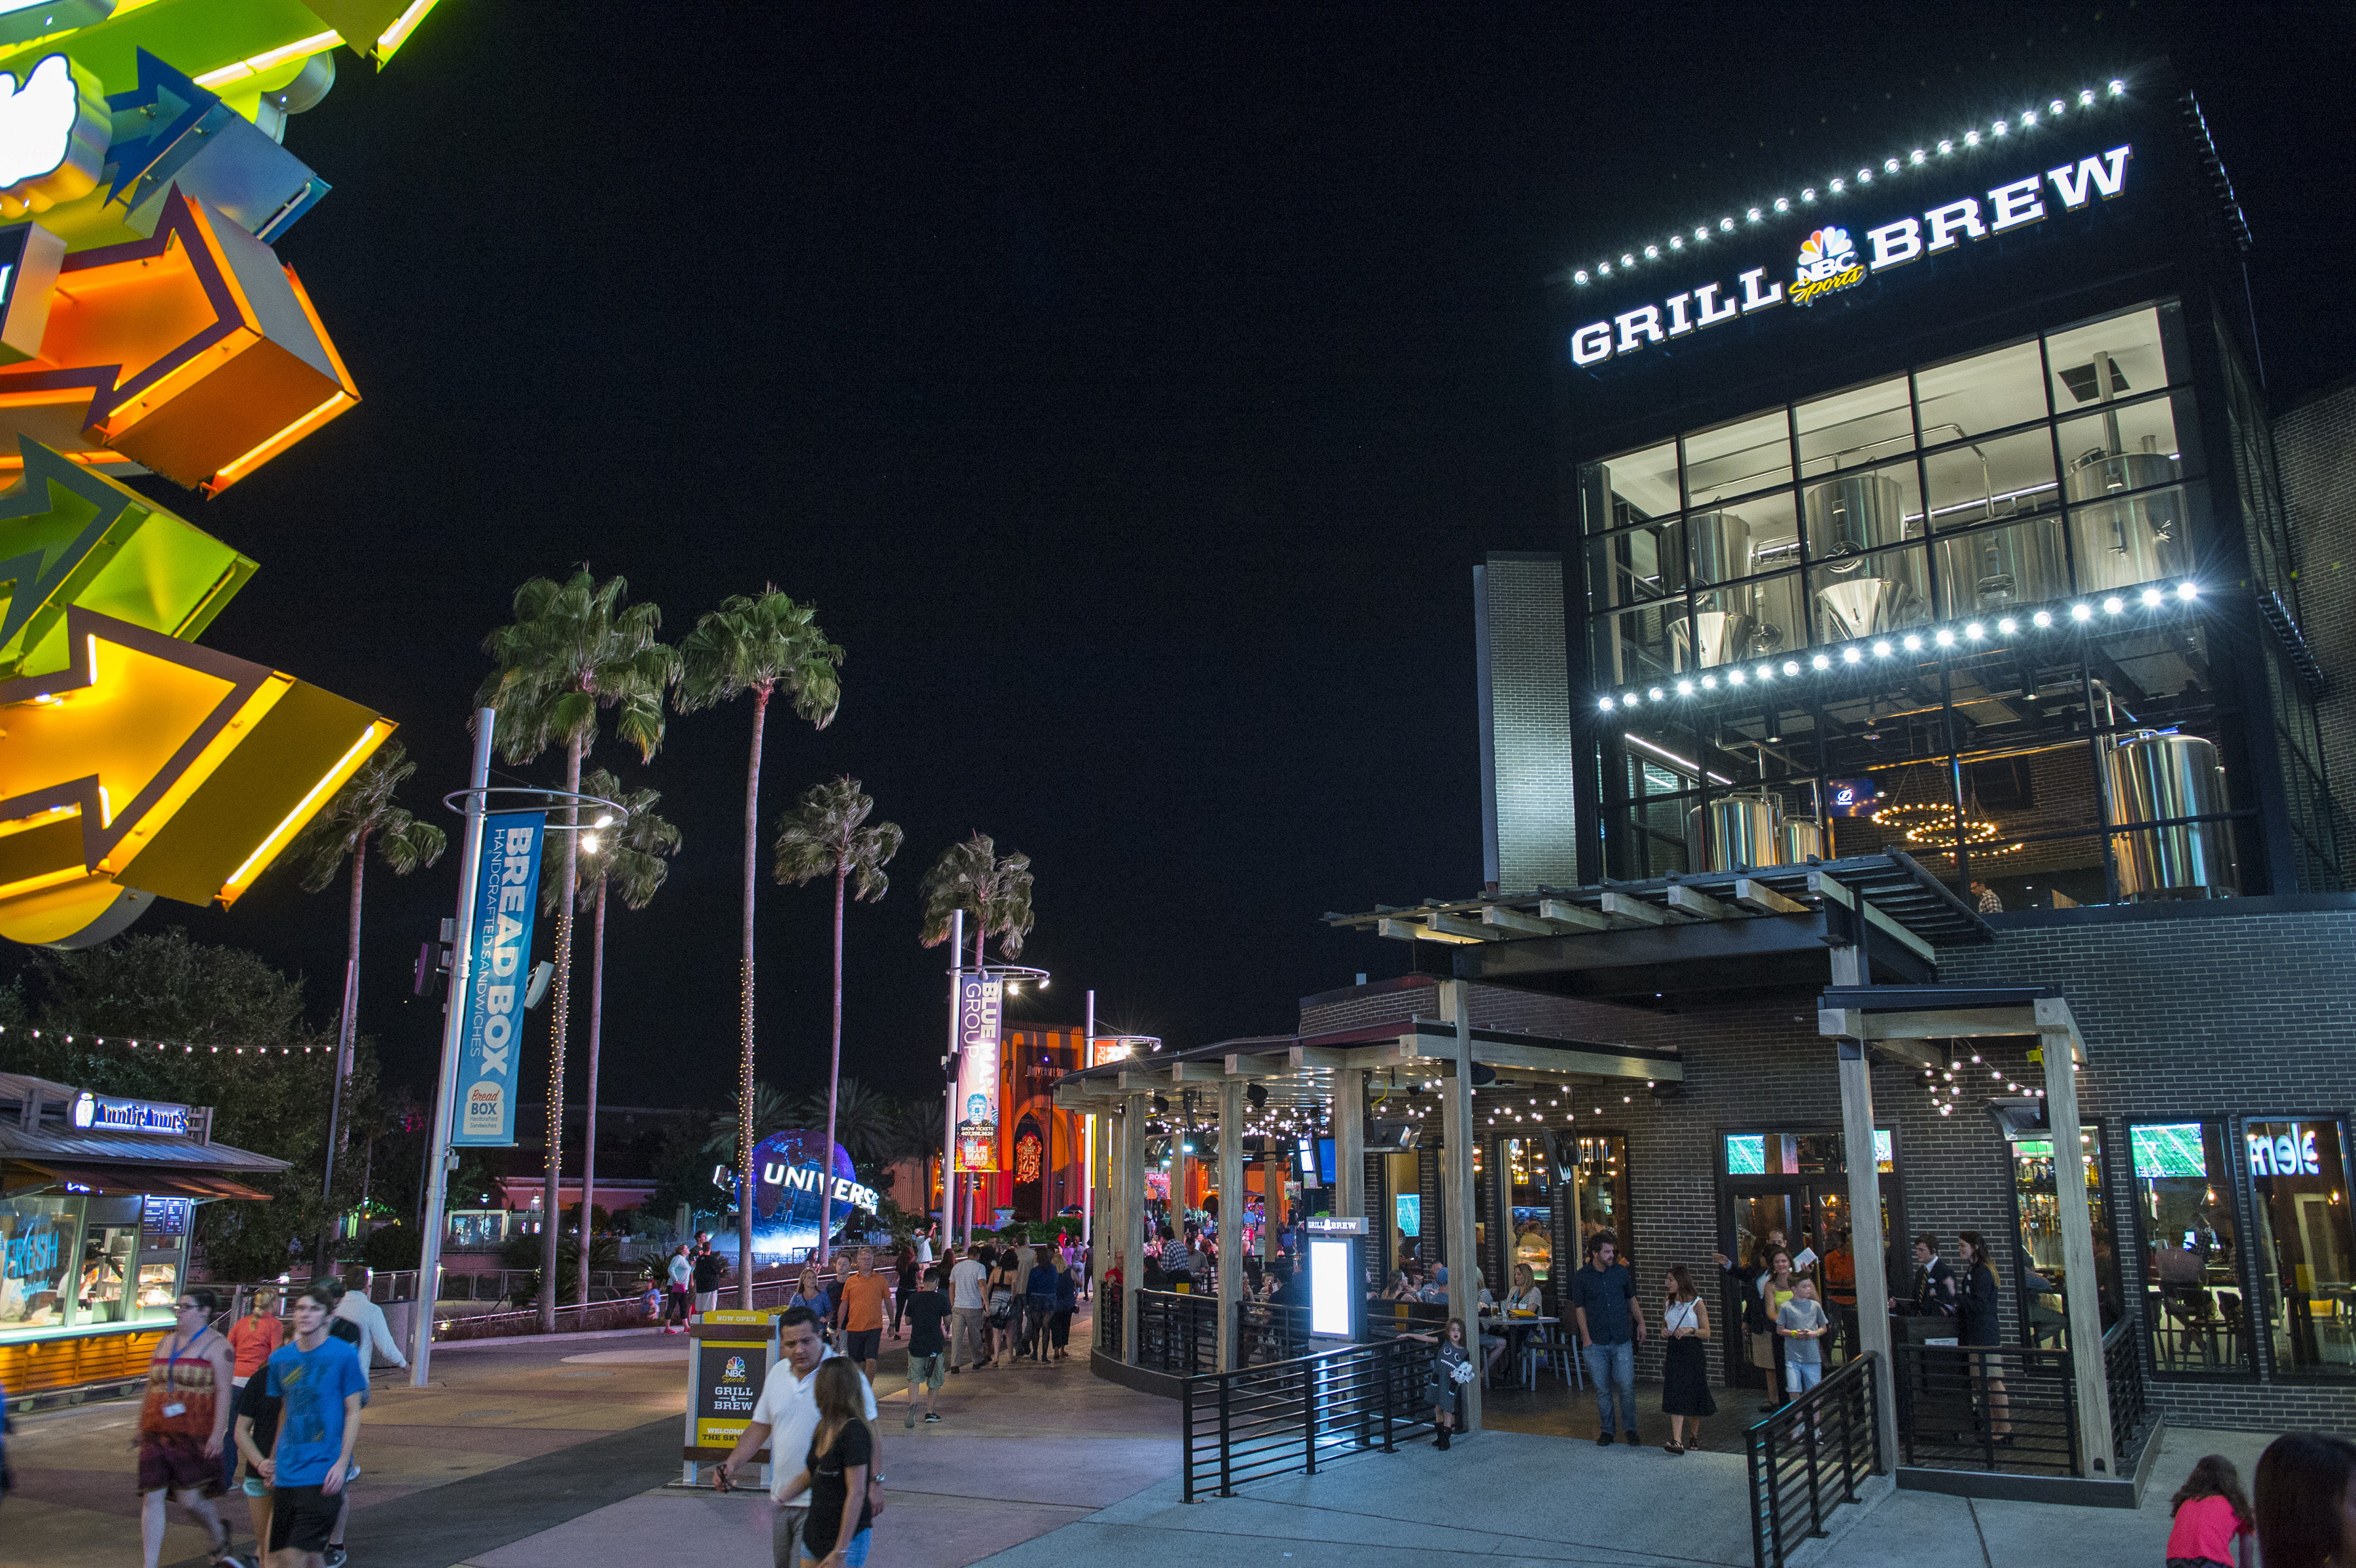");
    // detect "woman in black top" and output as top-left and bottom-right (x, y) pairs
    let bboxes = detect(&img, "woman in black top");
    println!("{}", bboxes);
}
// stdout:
(783, 1360), (874, 1567)
(1957, 1230), (2010, 1442)
(890, 1245), (919, 1338)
